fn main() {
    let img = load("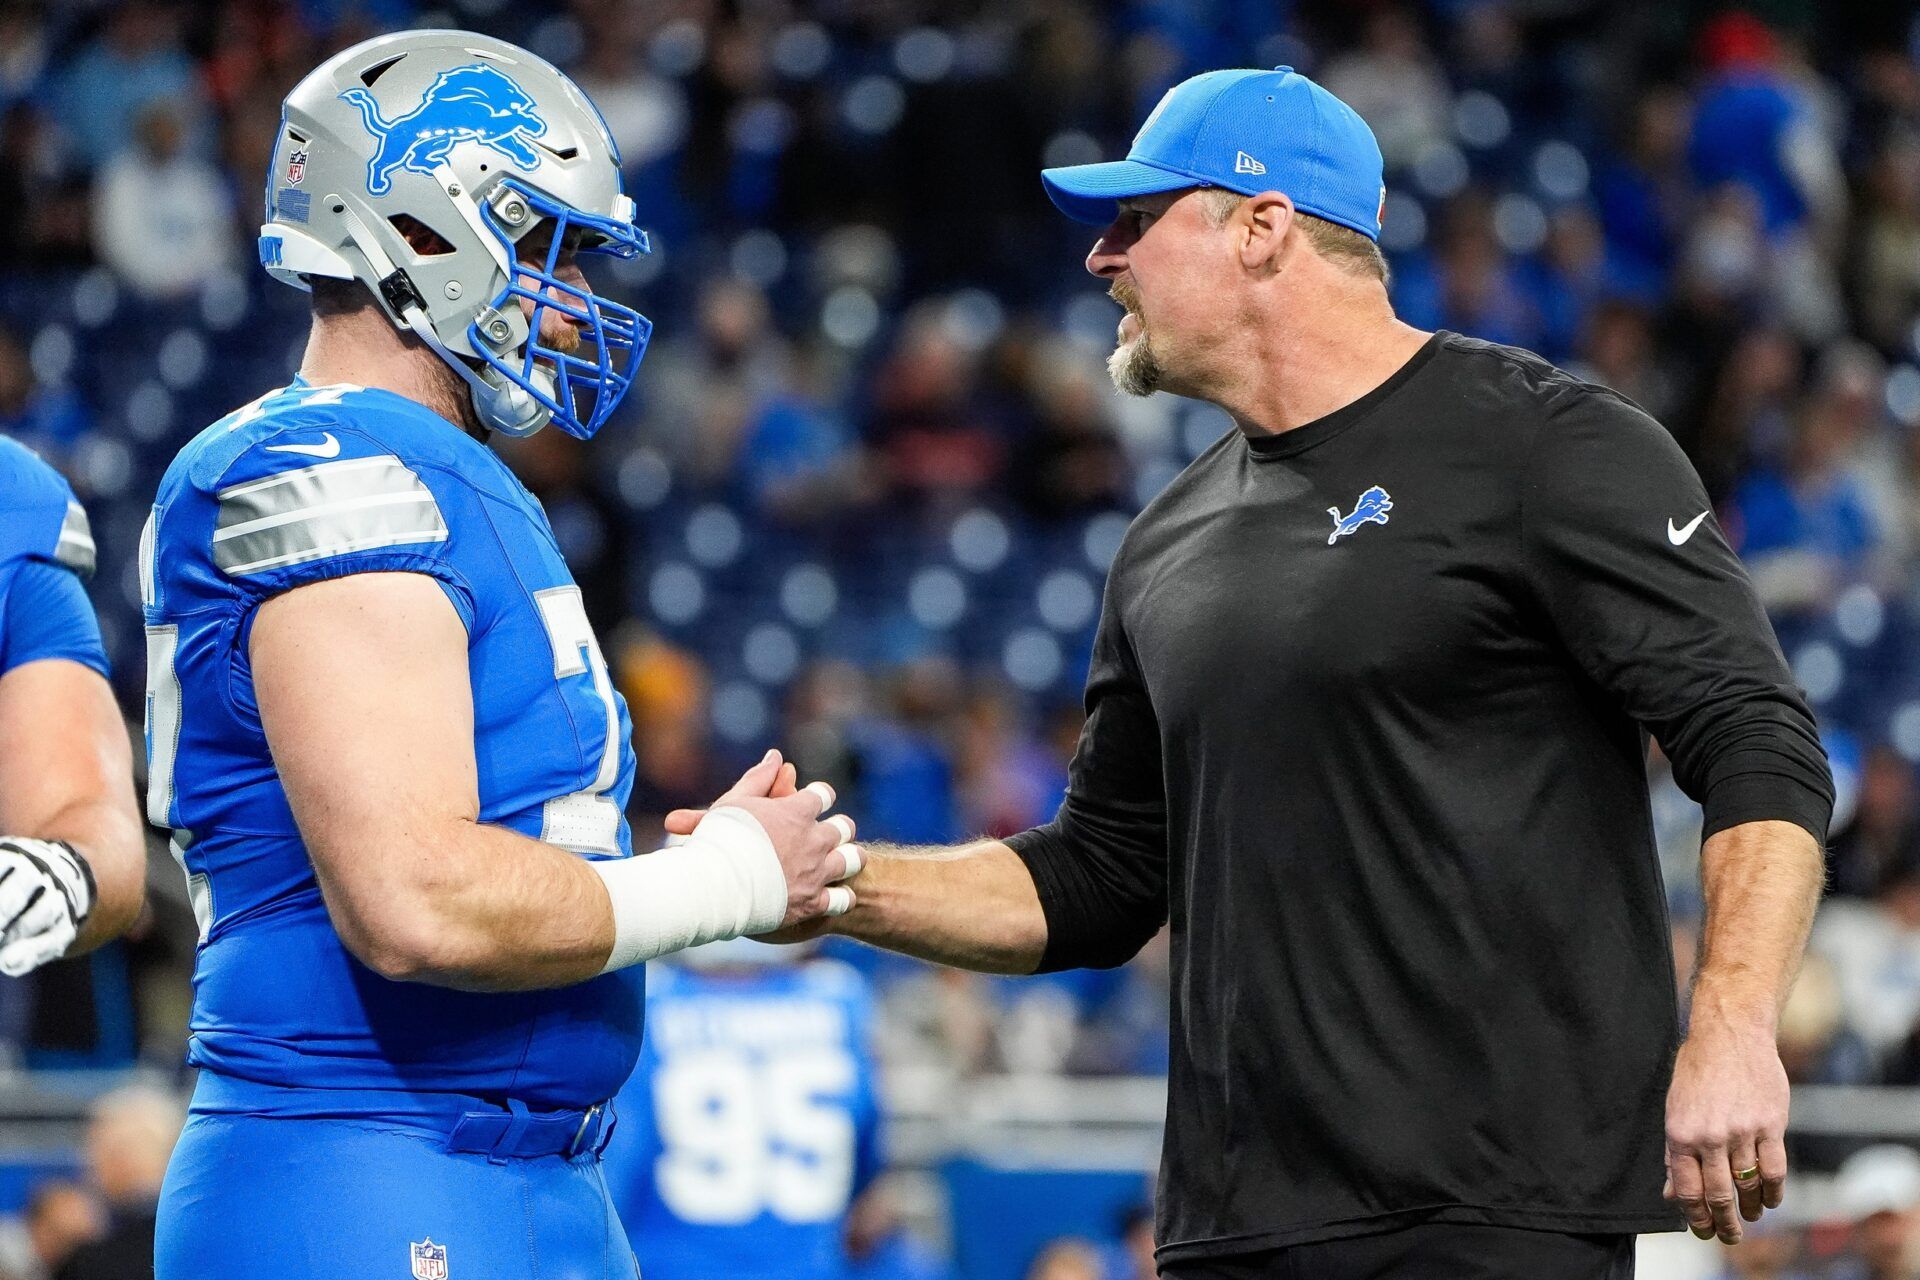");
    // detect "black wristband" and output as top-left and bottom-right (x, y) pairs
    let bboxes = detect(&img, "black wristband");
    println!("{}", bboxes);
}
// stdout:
(59, 841), (98, 924)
